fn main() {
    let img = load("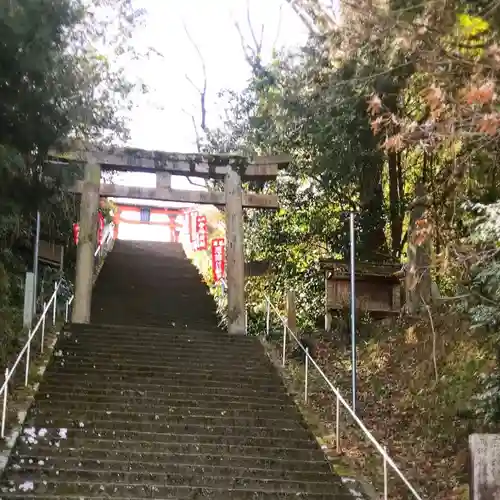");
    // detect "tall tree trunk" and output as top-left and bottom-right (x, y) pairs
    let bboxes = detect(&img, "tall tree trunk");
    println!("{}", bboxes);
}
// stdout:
(388, 151), (404, 258)
(358, 160), (389, 261)
(406, 179), (432, 314)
